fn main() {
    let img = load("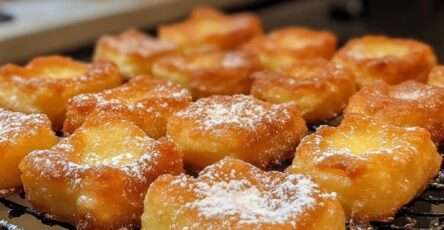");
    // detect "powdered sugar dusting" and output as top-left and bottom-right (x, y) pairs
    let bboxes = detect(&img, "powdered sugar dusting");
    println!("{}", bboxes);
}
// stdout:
(0, 108), (49, 143)
(187, 175), (316, 225)
(24, 128), (165, 187)
(168, 158), (324, 227)
(175, 95), (290, 131)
